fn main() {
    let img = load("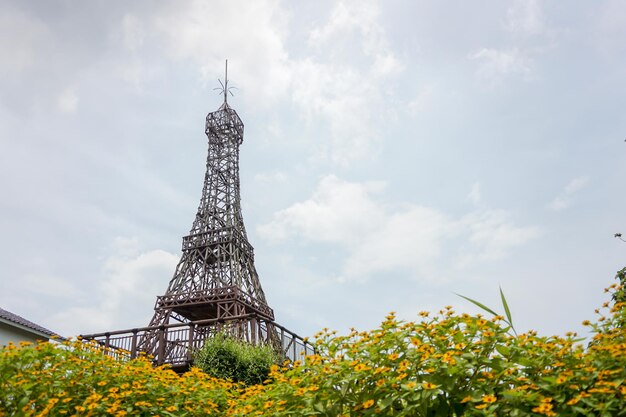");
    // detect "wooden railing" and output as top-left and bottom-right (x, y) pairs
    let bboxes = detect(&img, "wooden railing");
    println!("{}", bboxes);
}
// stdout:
(80, 314), (314, 371)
